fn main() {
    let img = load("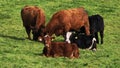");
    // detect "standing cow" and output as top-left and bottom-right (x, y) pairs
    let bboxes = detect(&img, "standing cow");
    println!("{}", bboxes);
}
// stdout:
(21, 6), (45, 40)
(89, 14), (104, 44)
(43, 7), (90, 40)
